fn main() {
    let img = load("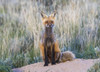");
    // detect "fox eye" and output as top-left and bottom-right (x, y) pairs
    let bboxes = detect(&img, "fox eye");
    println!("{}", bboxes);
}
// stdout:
(45, 21), (48, 24)
(51, 21), (54, 24)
